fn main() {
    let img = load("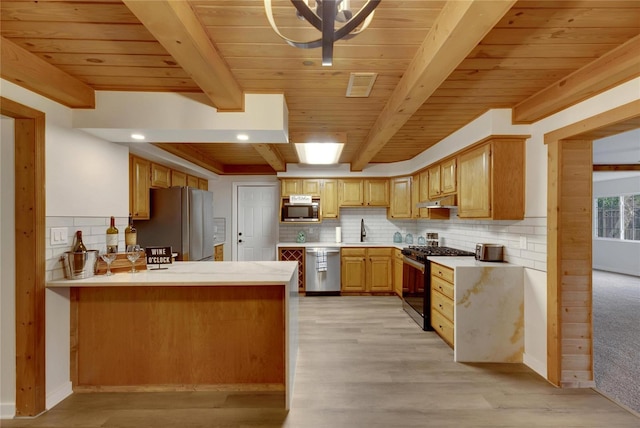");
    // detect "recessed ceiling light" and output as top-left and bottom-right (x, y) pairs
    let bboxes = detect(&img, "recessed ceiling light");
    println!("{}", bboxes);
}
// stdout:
(236, 134), (249, 141)
(131, 133), (145, 140)
(295, 143), (344, 165)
